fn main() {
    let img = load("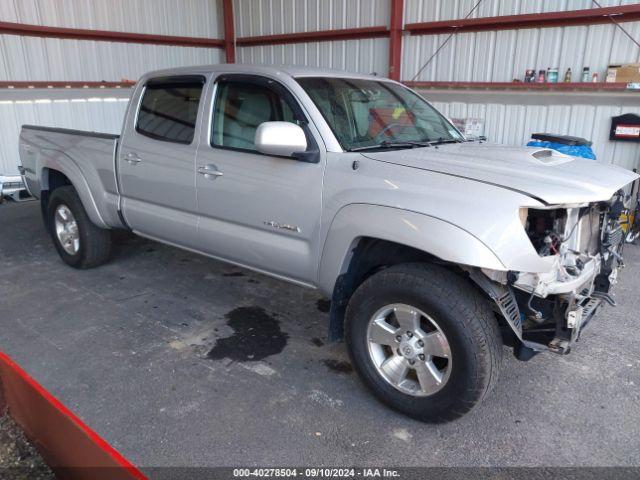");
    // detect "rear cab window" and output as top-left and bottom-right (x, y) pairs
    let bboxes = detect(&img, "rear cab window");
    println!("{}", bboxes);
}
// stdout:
(136, 75), (206, 145)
